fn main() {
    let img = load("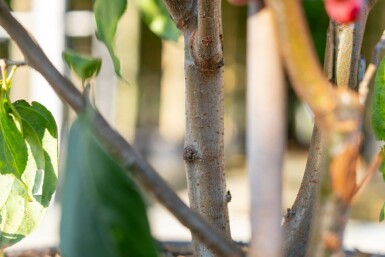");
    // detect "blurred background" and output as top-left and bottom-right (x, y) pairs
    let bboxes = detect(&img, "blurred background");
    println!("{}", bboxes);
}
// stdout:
(1, 0), (385, 254)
